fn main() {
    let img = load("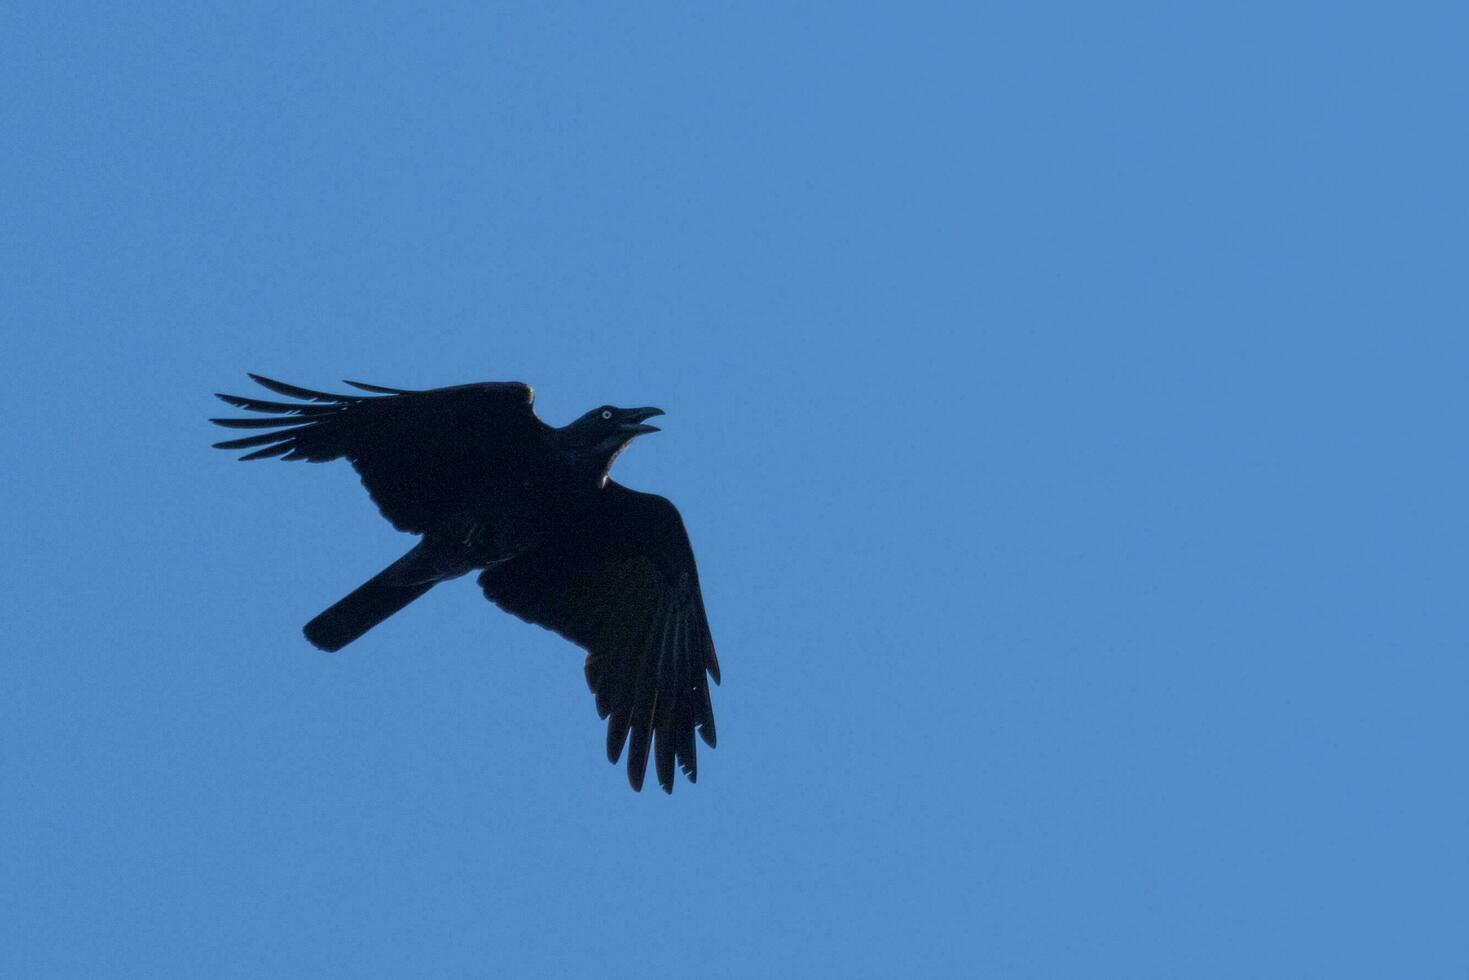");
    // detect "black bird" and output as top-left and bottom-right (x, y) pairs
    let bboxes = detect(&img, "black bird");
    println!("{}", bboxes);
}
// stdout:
(211, 374), (719, 793)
